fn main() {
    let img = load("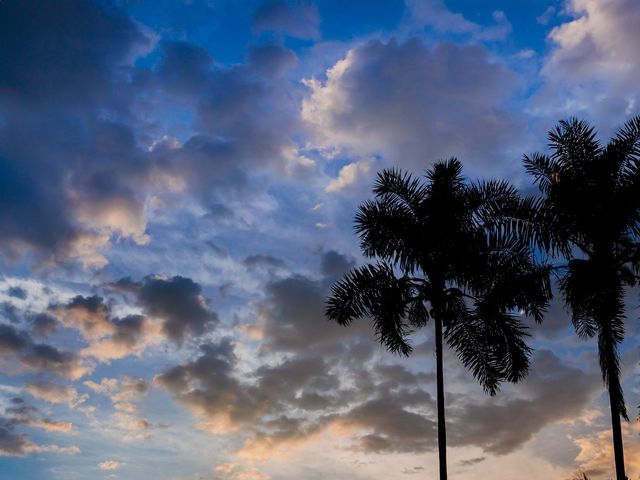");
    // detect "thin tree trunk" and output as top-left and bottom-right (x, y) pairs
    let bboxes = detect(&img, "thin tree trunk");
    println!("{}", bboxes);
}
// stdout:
(608, 371), (626, 480)
(435, 314), (448, 480)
